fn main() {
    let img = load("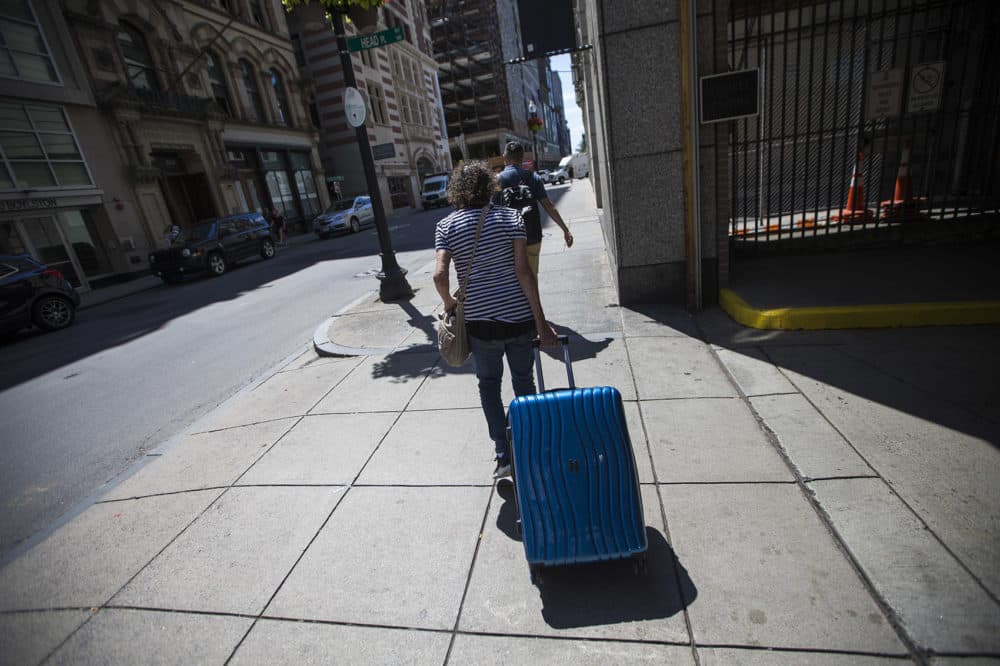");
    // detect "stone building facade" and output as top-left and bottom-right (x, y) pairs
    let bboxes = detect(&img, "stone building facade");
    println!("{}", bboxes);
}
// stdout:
(3, 0), (329, 289)
(287, 1), (451, 211)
